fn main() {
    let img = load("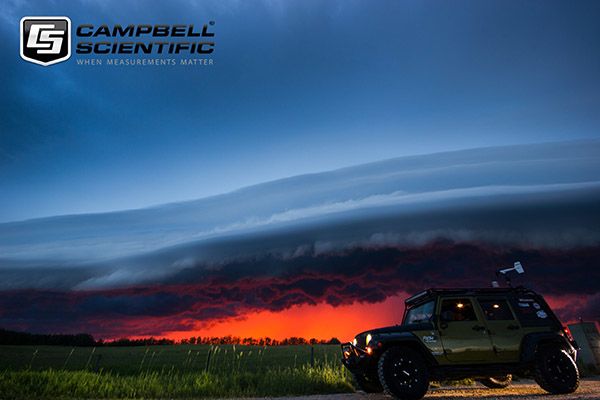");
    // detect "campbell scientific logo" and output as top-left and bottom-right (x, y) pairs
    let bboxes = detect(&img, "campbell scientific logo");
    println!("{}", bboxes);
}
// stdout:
(20, 16), (71, 66)
(19, 17), (215, 68)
